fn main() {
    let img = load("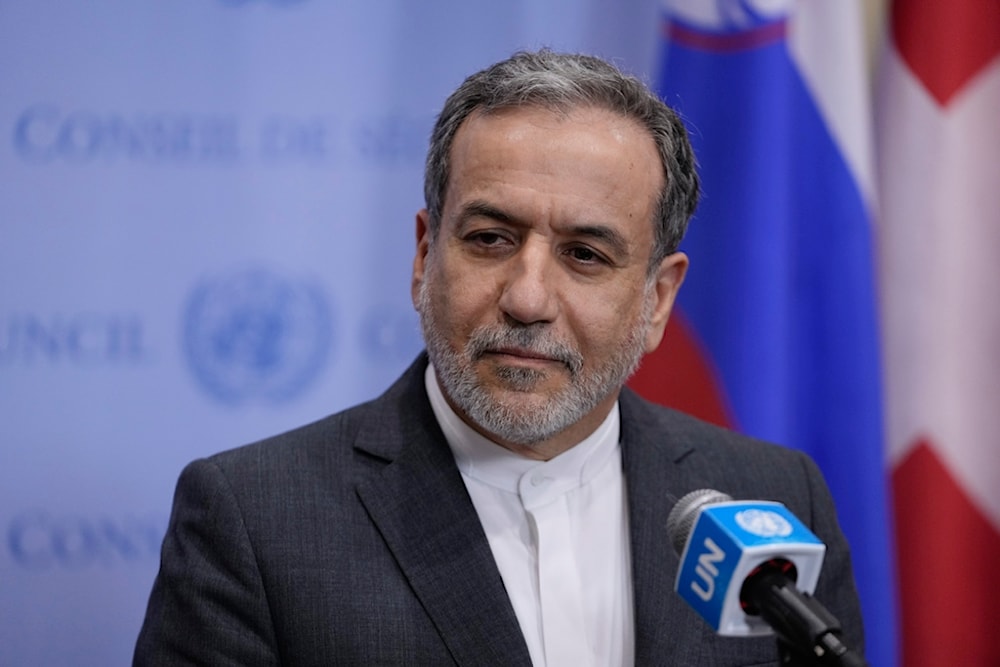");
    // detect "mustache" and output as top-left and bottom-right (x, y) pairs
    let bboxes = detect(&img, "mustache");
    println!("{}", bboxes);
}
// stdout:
(466, 325), (584, 375)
